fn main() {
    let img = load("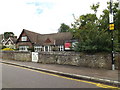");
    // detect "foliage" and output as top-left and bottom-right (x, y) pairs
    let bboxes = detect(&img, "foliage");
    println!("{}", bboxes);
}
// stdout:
(4, 32), (14, 39)
(2, 46), (7, 49)
(90, 2), (100, 14)
(73, 22), (112, 53)
(2, 48), (14, 51)
(58, 23), (70, 32)
(70, 1), (120, 53)
(115, 9), (120, 52)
